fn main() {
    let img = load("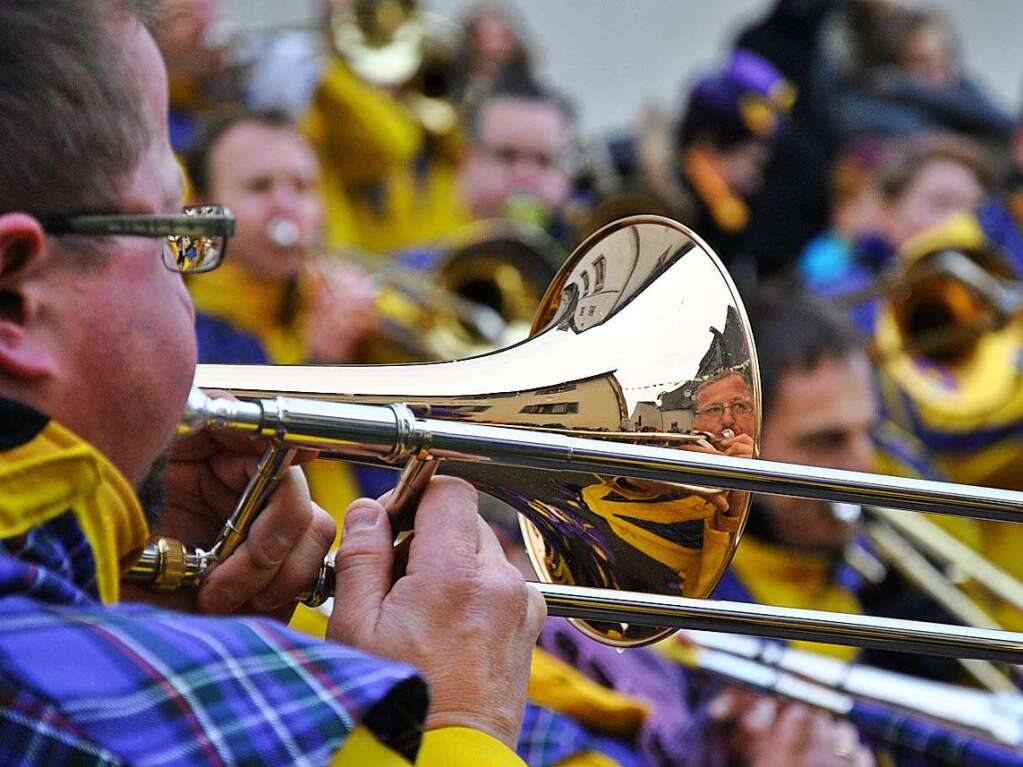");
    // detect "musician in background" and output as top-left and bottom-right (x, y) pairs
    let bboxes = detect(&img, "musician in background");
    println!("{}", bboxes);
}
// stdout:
(869, 185), (1023, 629)
(594, 50), (792, 282)
(710, 286), (879, 660)
(459, 70), (577, 245)
(0, 3), (544, 763)
(185, 108), (394, 521)
(185, 108), (377, 366)
(800, 132), (994, 336)
(153, 0), (444, 255)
